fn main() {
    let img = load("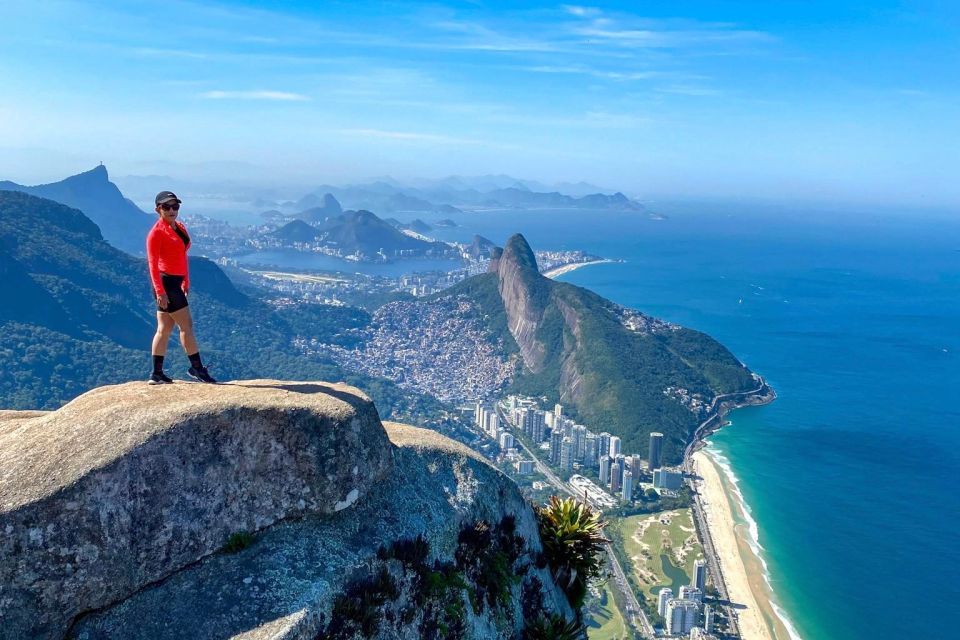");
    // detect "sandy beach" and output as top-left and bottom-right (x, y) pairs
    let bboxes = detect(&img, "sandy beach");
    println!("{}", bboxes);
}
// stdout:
(542, 259), (613, 279)
(692, 450), (797, 640)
